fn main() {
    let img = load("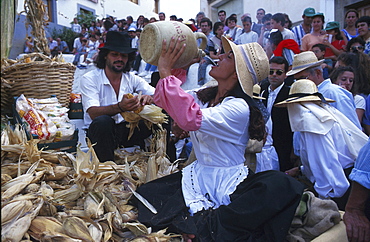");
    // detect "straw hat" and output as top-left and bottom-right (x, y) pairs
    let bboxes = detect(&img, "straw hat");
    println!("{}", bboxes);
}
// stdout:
(275, 79), (335, 107)
(286, 51), (324, 76)
(252, 84), (265, 100)
(221, 36), (269, 97)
